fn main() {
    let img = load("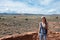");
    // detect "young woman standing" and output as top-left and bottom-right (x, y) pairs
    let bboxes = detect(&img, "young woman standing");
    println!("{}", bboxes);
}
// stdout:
(39, 16), (48, 40)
